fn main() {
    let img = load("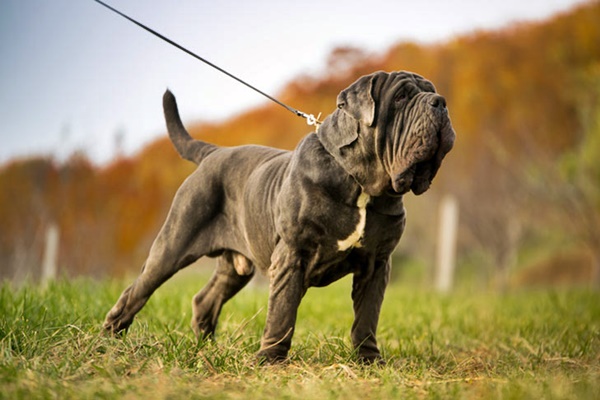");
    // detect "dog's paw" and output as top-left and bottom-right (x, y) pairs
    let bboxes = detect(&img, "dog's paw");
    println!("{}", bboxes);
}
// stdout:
(102, 310), (133, 337)
(357, 352), (386, 366)
(255, 350), (289, 365)
(102, 320), (128, 338)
